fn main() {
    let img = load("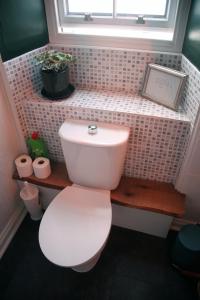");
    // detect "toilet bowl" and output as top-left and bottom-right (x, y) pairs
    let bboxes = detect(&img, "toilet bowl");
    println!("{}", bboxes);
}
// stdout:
(39, 119), (129, 272)
(39, 185), (111, 272)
